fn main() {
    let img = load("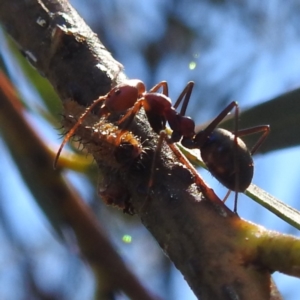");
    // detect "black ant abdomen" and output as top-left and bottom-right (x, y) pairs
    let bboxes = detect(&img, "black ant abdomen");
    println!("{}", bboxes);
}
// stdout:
(195, 128), (254, 192)
(181, 100), (270, 212)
